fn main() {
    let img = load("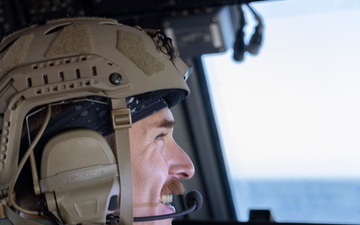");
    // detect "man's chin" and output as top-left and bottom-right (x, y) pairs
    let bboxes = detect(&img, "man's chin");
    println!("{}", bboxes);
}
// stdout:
(159, 201), (176, 215)
(135, 218), (173, 225)
(157, 218), (173, 225)
(133, 202), (175, 224)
